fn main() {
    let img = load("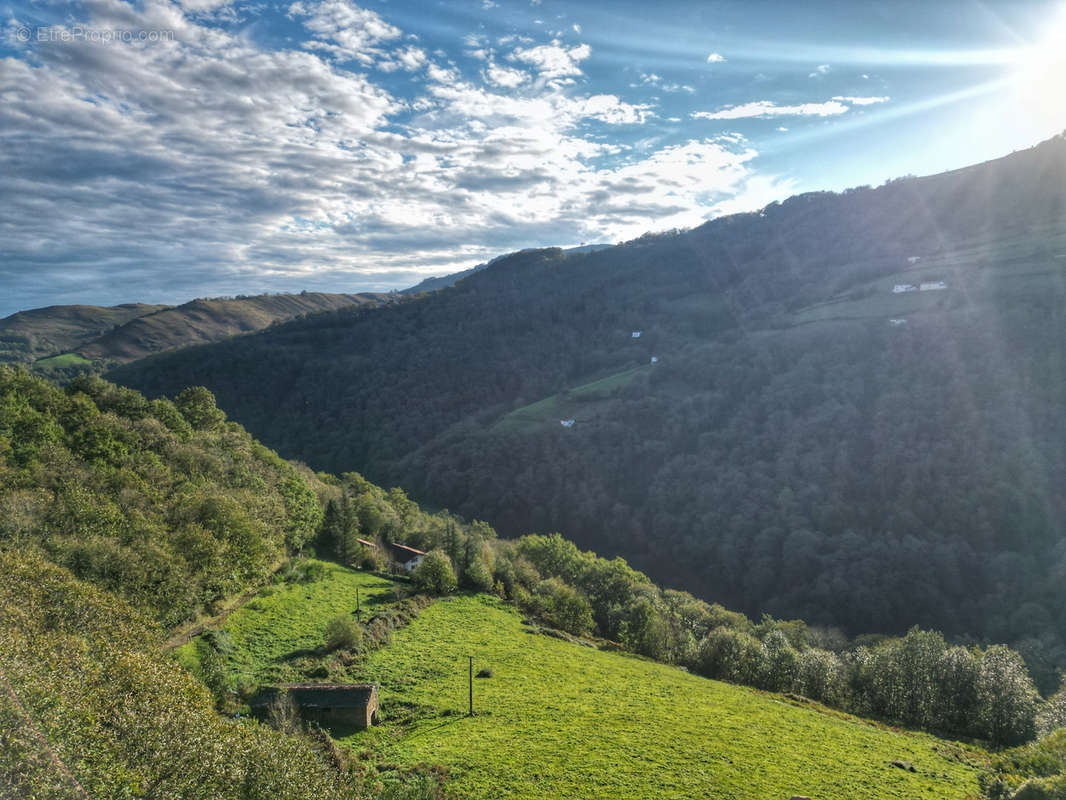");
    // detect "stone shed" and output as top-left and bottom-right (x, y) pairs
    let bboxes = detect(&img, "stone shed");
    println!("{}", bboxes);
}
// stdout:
(254, 683), (379, 729)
